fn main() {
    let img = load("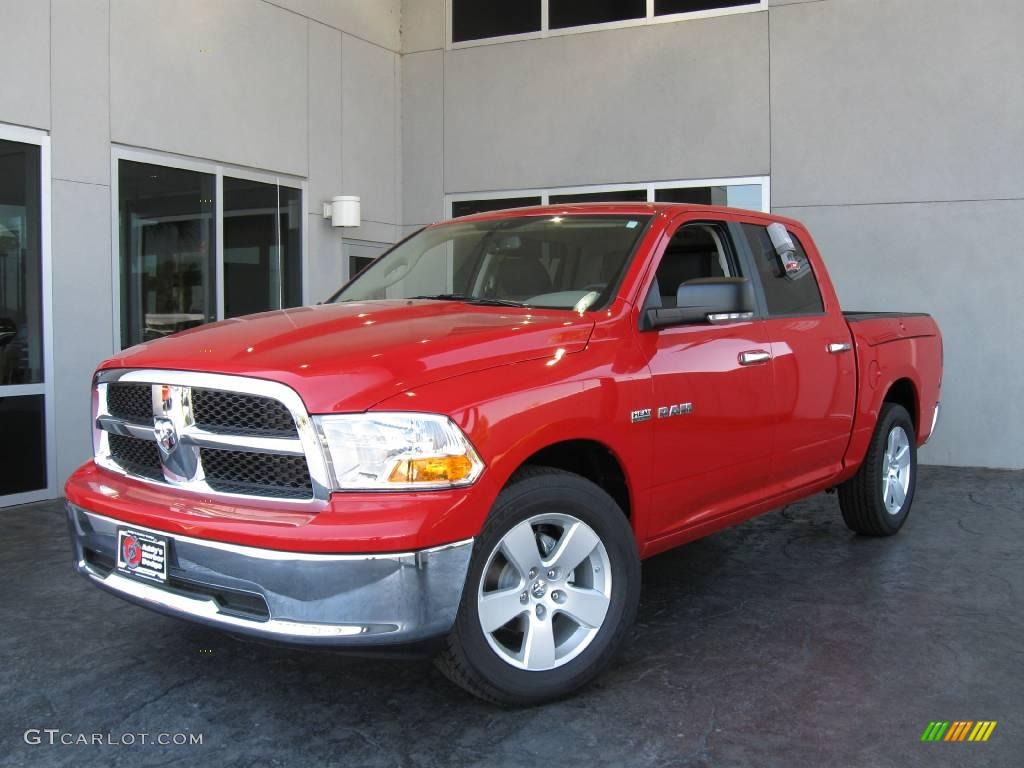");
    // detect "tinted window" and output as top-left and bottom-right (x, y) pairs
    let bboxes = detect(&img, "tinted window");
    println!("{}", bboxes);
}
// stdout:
(0, 394), (46, 494)
(742, 224), (824, 316)
(223, 178), (302, 319)
(451, 197), (542, 218)
(655, 184), (762, 211)
(118, 160), (216, 348)
(655, 0), (757, 16)
(334, 215), (649, 311)
(549, 189), (647, 204)
(452, 0), (541, 42)
(648, 223), (738, 308)
(550, 0), (646, 29)
(0, 140), (43, 385)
